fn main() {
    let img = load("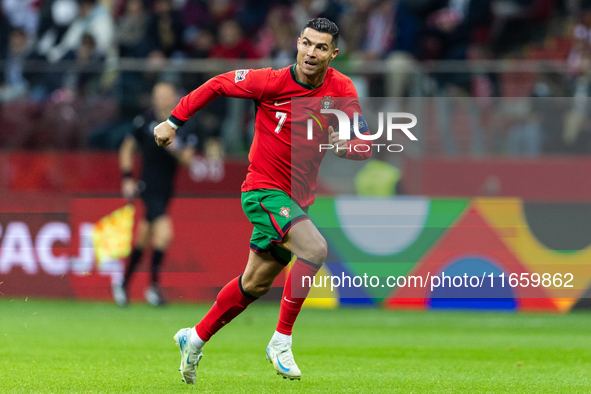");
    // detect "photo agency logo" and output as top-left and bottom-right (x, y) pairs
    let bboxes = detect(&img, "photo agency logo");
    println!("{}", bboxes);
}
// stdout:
(305, 98), (418, 153)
